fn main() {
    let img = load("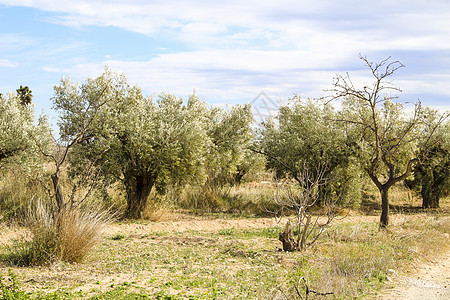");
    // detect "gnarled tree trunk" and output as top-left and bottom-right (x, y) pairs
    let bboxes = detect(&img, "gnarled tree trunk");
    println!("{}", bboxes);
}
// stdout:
(124, 171), (155, 219)
(422, 183), (440, 208)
